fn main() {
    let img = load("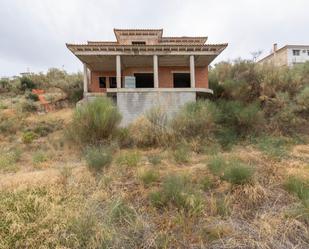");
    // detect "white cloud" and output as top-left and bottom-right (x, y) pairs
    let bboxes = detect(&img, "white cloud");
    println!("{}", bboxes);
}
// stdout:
(0, 0), (308, 76)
